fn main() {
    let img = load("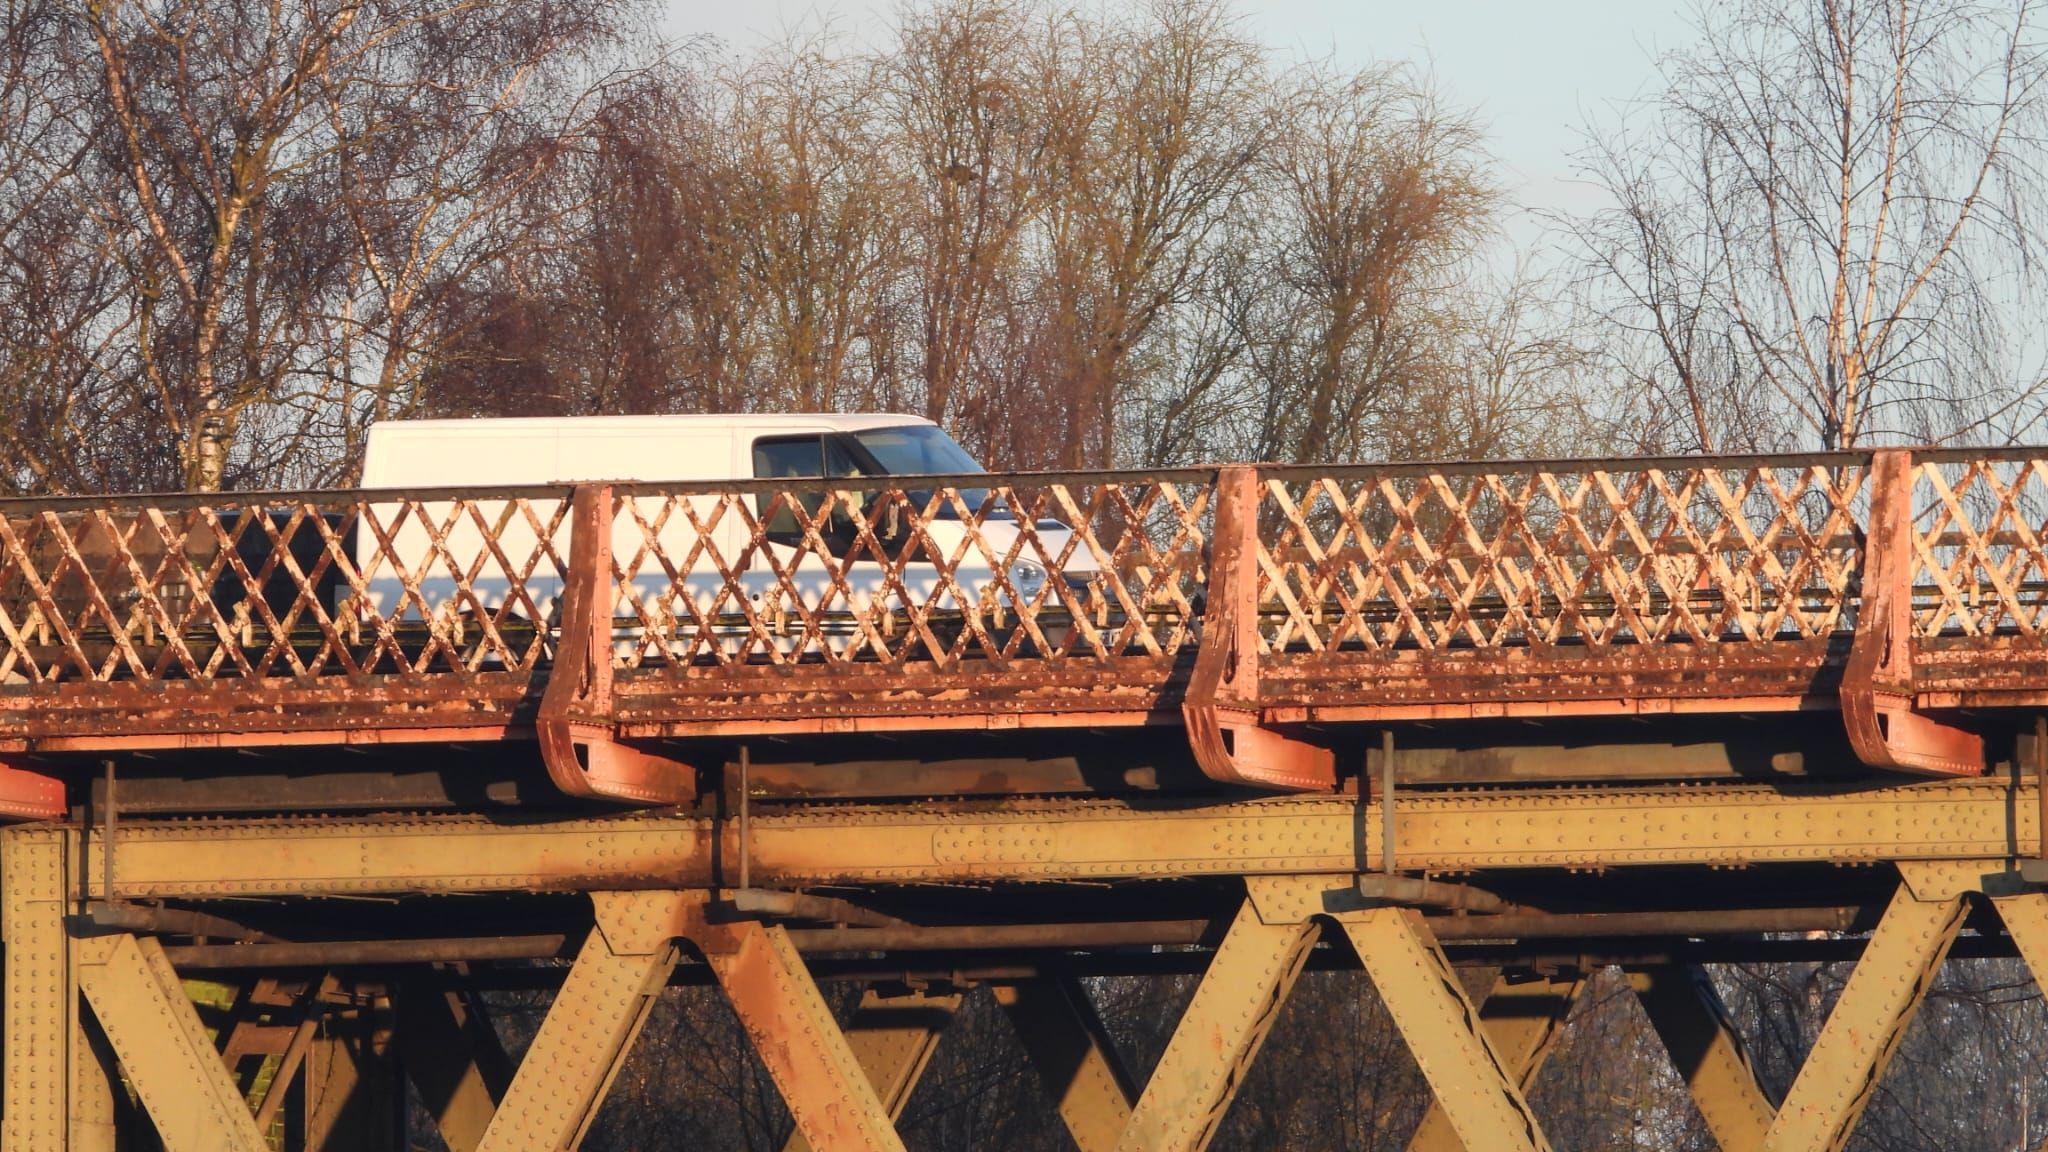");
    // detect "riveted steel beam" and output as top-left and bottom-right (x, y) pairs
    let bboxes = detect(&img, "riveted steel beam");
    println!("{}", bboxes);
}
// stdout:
(1407, 970), (1584, 1152)
(994, 977), (1139, 1152)
(1337, 909), (1550, 1152)
(699, 919), (908, 1152)
(394, 979), (513, 1152)
(74, 932), (269, 1152)
(781, 985), (959, 1152)
(1761, 885), (1965, 1152)
(1113, 900), (1317, 1152)
(89, 779), (2037, 899)
(475, 891), (687, 1152)
(1626, 964), (1773, 1152)
(3, 825), (119, 1152)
